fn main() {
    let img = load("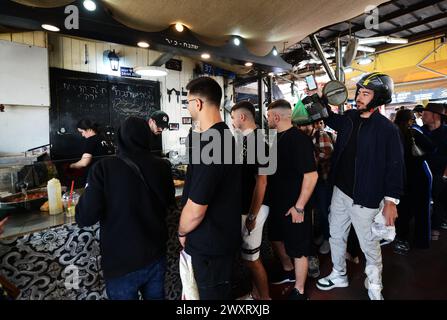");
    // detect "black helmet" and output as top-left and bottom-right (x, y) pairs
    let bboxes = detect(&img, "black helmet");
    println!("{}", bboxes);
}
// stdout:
(355, 72), (394, 109)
